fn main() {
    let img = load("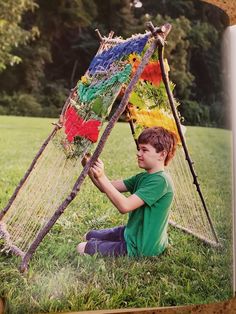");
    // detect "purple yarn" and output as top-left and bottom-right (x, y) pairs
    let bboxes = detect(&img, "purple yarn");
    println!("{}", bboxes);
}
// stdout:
(89, 35), (148, 74)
